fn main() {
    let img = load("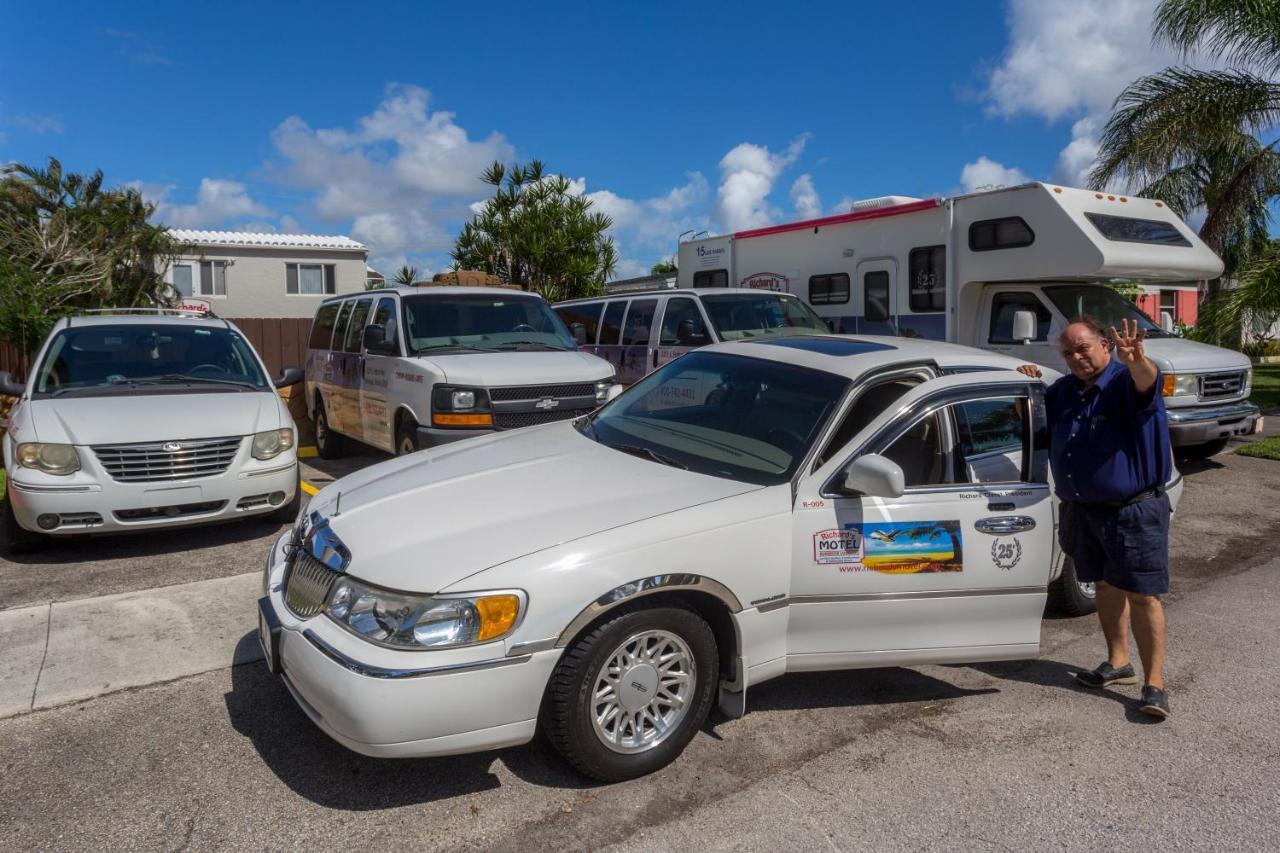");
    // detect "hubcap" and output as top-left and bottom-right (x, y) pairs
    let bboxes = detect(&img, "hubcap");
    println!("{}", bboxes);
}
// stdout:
(399, 435), (415, 455)
(1078, 580), (1096, 599)
(591, 629), (695, 754)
